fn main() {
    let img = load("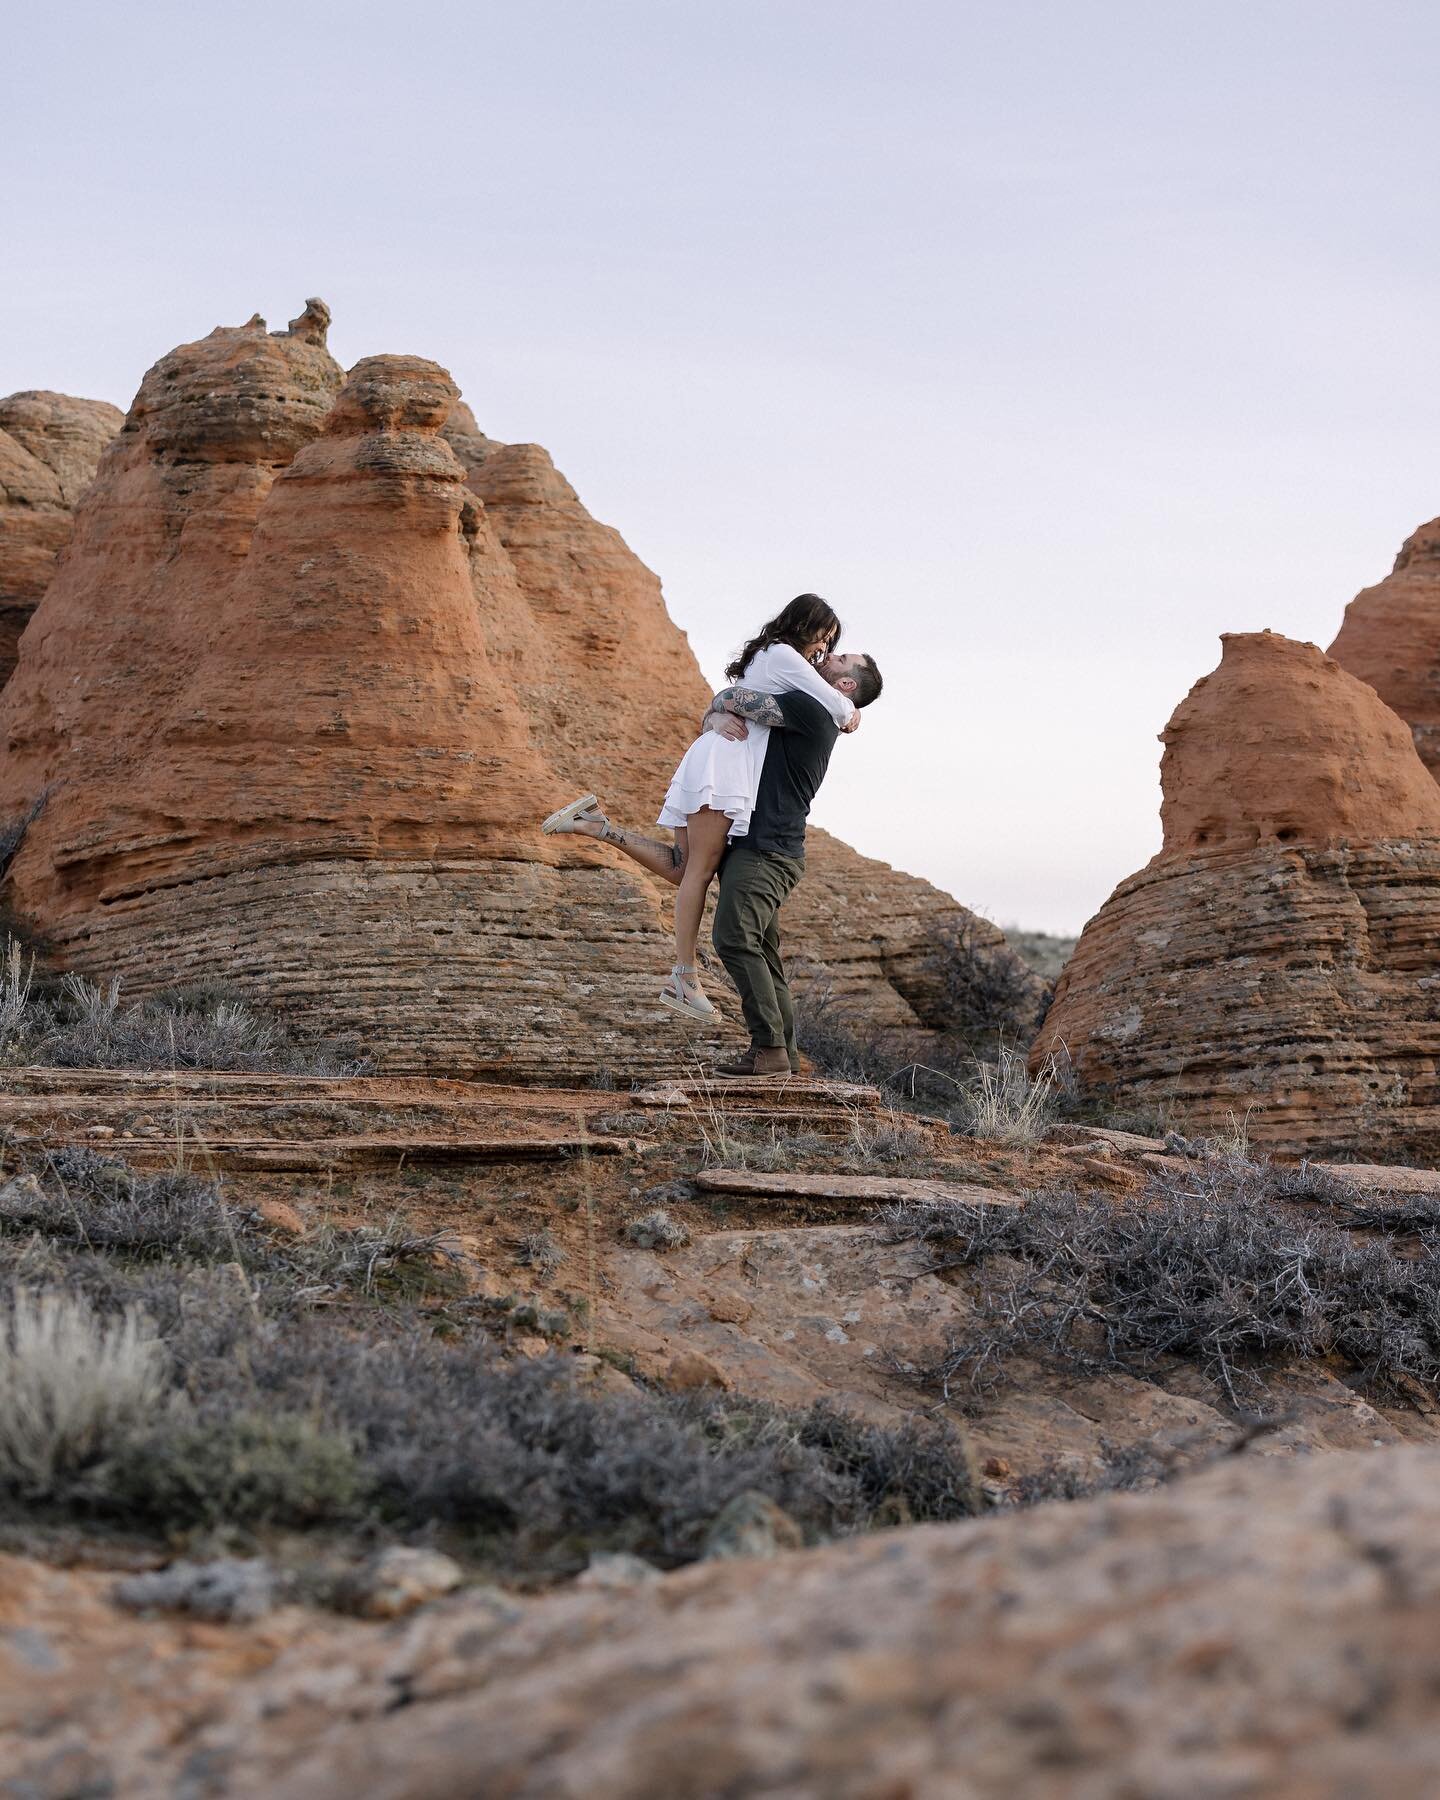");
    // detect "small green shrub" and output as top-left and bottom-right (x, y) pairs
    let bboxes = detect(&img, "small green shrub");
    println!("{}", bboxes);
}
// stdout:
(107, 1408), (365, 1530)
